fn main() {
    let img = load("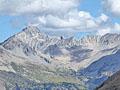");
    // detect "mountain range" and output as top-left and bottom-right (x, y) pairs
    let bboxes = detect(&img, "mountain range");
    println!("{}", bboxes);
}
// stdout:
(0, 26), (120, 90)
